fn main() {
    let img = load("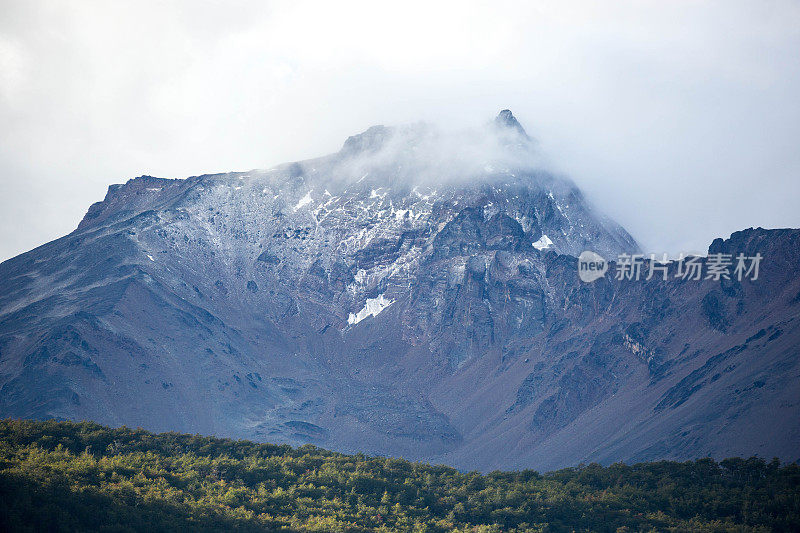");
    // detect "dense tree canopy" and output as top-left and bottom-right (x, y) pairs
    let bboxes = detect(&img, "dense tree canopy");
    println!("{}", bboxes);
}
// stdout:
(0, 419), (798, 532)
